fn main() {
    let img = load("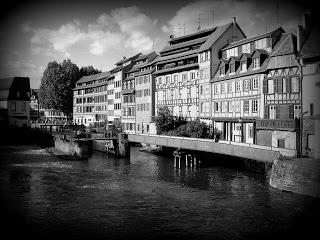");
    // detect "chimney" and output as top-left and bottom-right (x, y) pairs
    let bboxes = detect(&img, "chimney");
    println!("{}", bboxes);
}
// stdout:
(232, 17), (236, 24)
(297, 25), (304, 52)
(302, 11), (311, 33)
